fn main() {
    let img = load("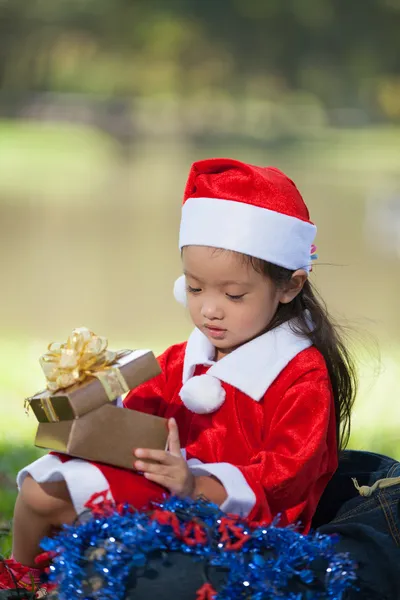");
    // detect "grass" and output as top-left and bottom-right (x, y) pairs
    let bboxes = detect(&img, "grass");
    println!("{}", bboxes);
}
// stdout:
(0, 119), (399, 205)
(0, 334), (48, 555)
(0, 335), (49, 444)
(0, 120), (117, 204)
(349, 345), (400, 457)
(283, 125), (400, 176)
